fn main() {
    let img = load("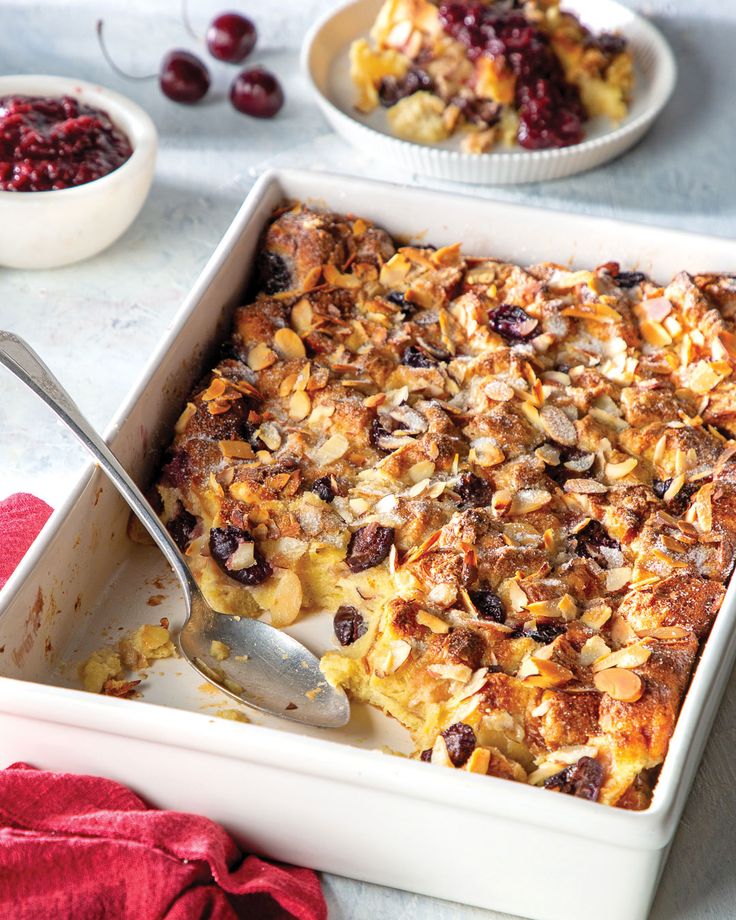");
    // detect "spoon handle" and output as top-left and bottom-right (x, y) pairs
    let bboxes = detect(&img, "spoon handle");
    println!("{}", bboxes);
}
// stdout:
(0, 331), (195, 598)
